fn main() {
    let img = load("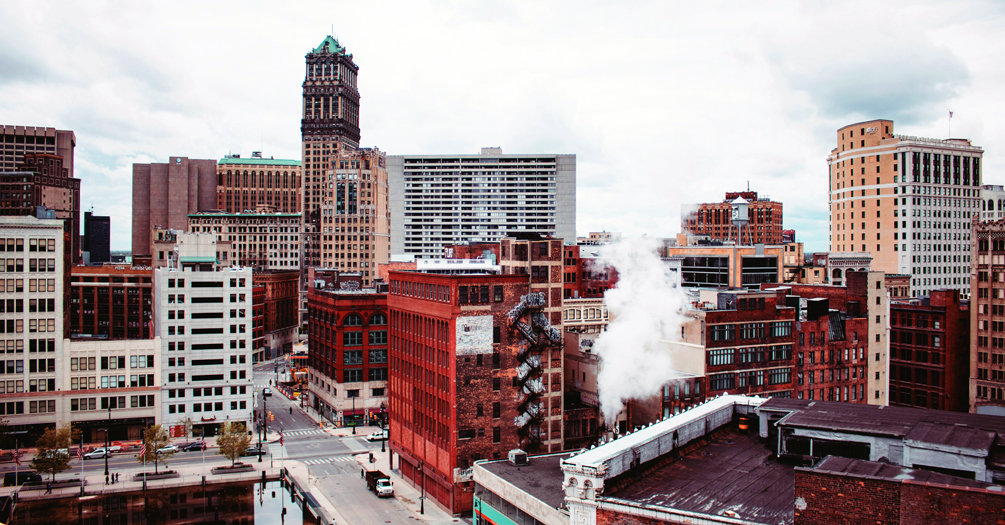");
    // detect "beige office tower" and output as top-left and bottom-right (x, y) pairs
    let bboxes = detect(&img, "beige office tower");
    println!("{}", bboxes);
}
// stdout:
(315, 148), (389, 286)
(827, 120), (983, 298)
